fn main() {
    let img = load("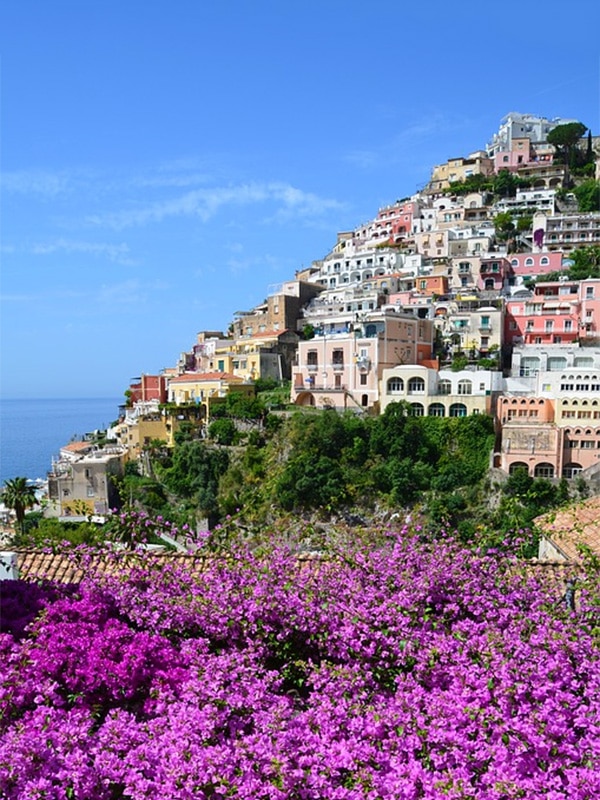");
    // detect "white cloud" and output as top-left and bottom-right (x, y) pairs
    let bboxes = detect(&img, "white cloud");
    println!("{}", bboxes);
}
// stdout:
(30, 238), (136, 265)
(87, 181), (344, 229)
(1, 170), (73, 197)
(96, 278), (169, 306)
